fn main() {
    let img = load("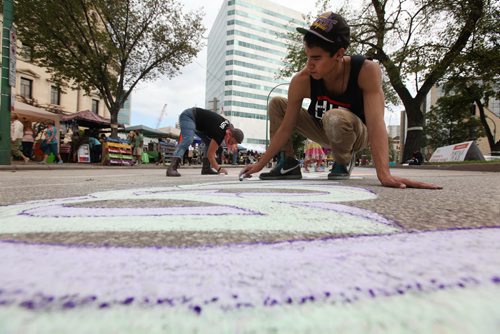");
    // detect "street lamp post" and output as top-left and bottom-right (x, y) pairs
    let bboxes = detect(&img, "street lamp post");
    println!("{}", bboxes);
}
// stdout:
(265, 82), (289, 149)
